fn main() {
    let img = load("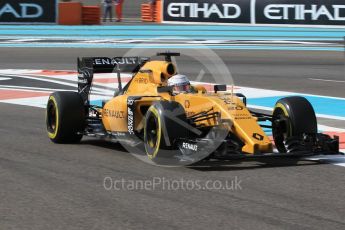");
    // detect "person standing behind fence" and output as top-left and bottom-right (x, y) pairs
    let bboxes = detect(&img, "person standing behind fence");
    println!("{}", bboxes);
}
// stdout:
(115, 0), (124, 22)
(102, 0), (114, 22)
